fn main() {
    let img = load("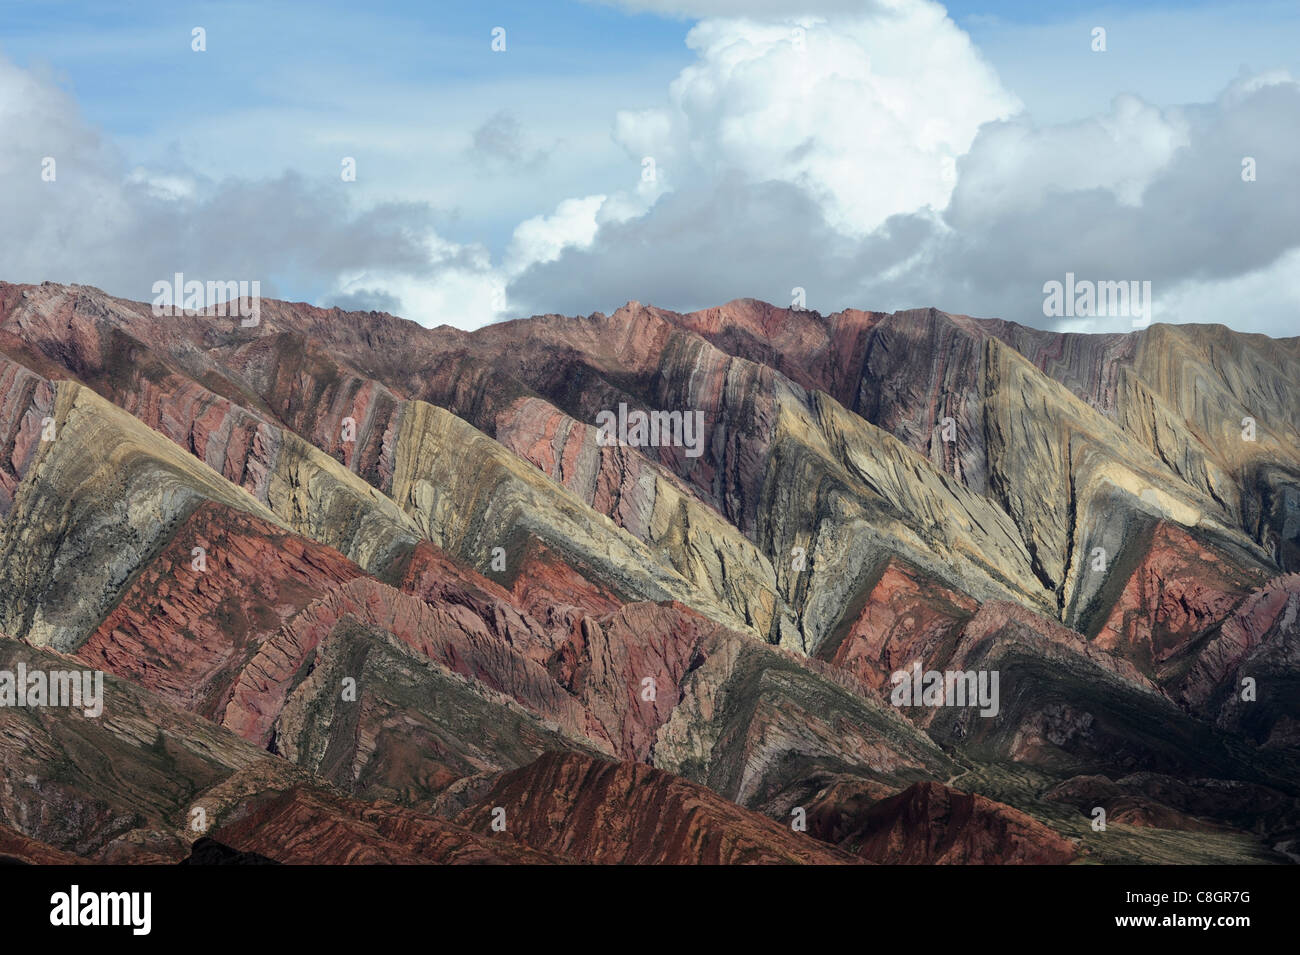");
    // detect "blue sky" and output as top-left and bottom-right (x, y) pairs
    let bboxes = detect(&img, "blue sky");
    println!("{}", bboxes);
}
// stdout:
(3, 0), (1299, 333)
